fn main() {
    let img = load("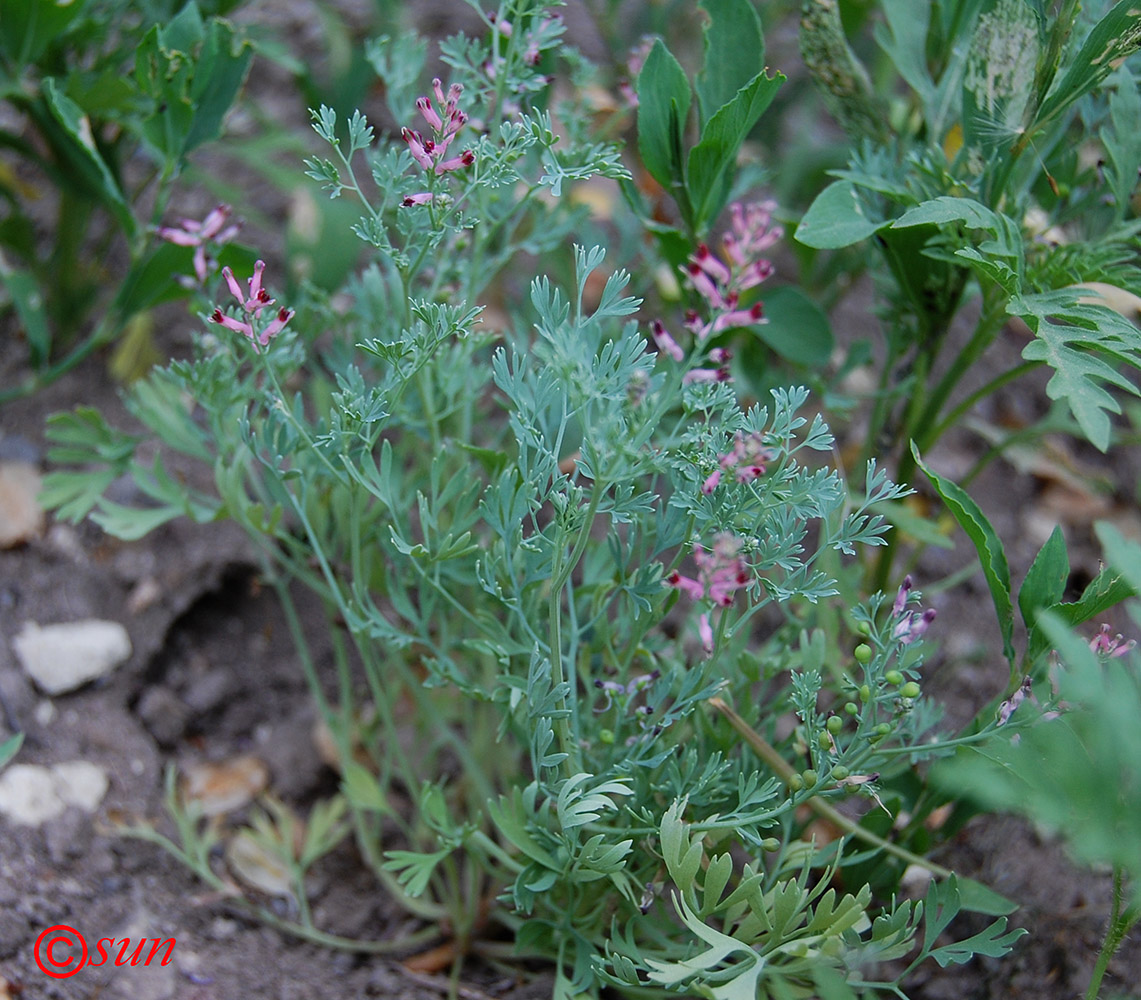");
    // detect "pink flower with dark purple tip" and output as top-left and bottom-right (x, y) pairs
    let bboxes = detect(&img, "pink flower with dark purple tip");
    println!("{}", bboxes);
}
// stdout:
(405, 80), (474, 176)
(666, 533), (750, 607)
(1090, 623), (1137, 658)
(892, 575), (913, 617)
(209, 261), (291, 351)
(402, 192), (434, 207)
(701, 470), (721, 494)
(650, 319), (684, 362)
(682, 366), (730, 385)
